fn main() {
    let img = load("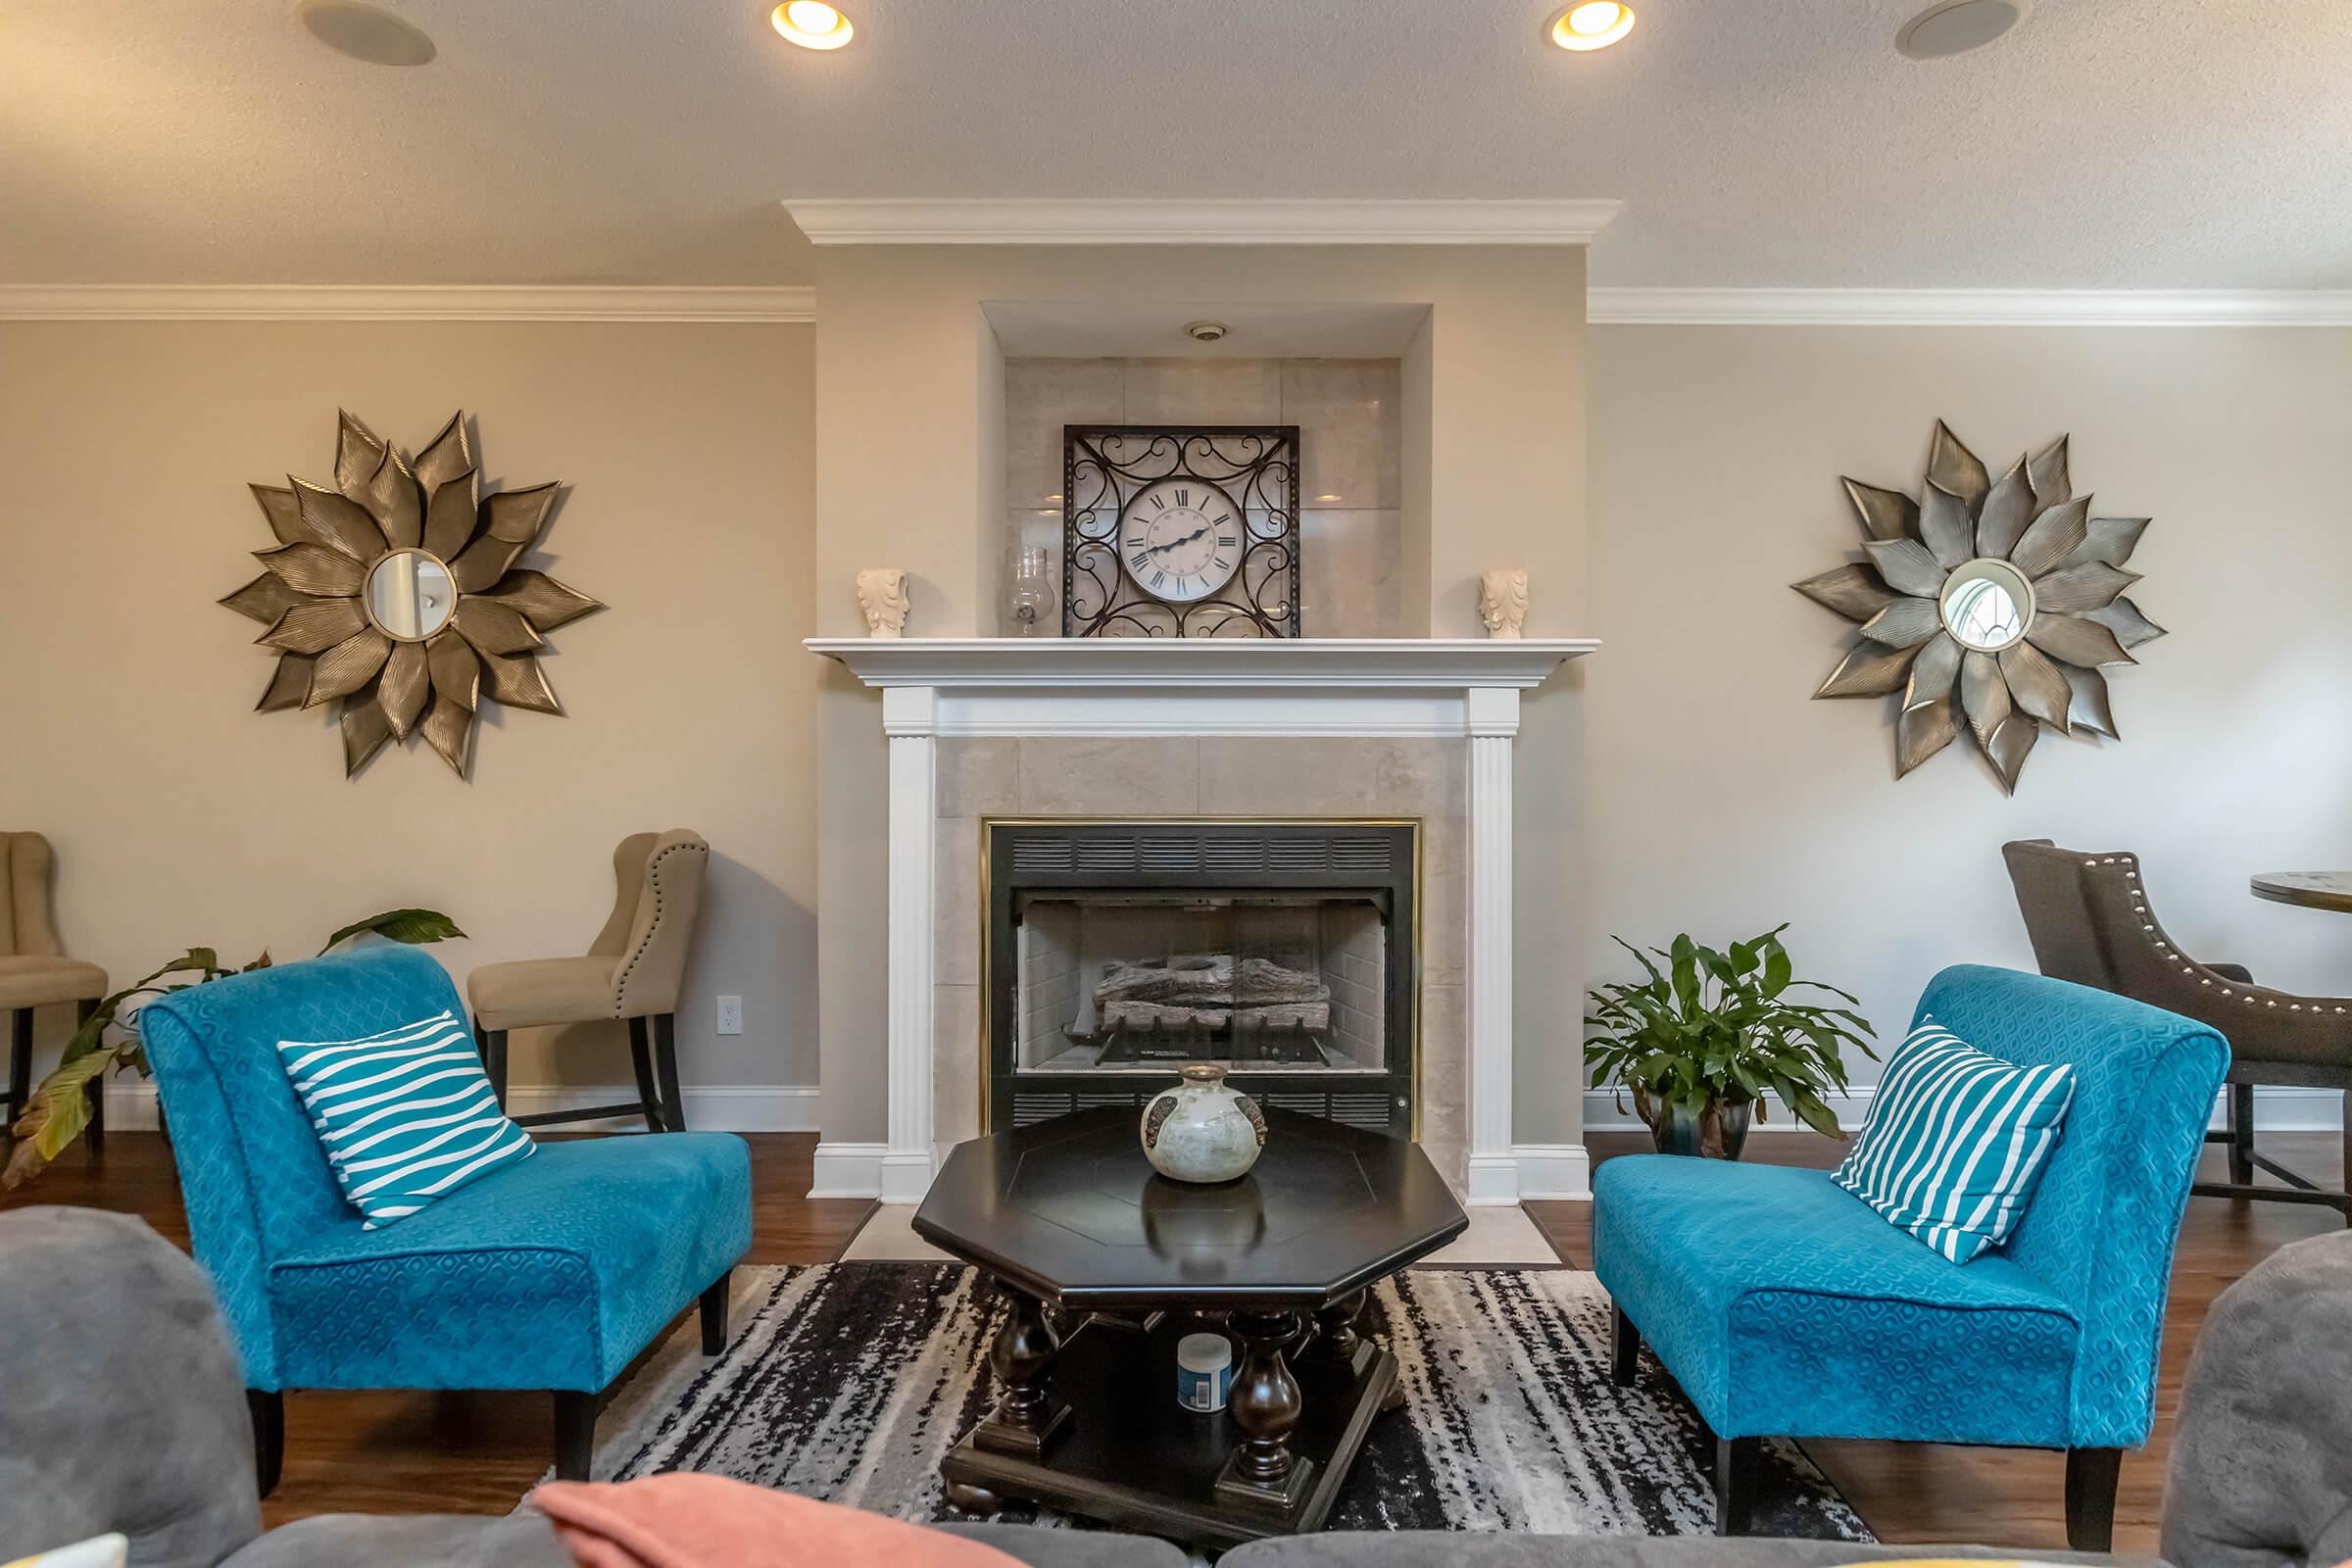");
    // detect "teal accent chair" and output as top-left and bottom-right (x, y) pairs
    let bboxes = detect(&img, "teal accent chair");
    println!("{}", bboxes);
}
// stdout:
(1594, 964), (2229, 1551)
(140, 946), (752, 1491)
